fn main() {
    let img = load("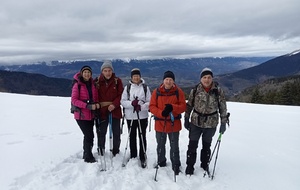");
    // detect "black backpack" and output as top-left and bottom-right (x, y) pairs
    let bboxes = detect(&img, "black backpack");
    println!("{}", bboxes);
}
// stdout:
(70, 80), (81, 114)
